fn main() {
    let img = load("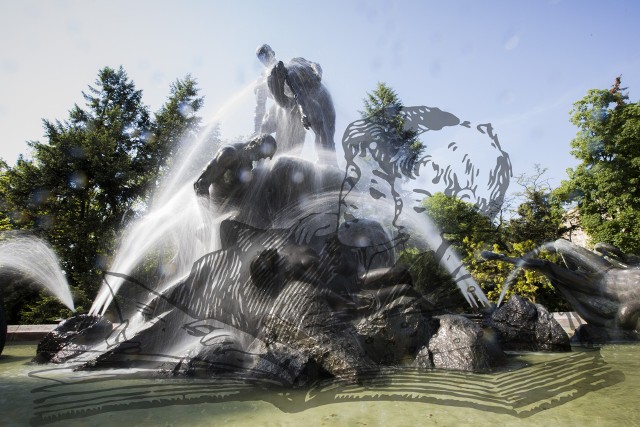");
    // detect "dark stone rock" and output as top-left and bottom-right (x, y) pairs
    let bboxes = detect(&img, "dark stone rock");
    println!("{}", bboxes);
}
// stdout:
(572, 323), (640, 345)
(262, 280), (376, 382)
(425, 314), (506, 372)
(170, 332), (249, 377)
(482, 240), (640, 340)
(338, 219), (395, 269)
(488, 295), (570, 352)
(34, 314), (112, 364)
(245, 338), (313, 386)
(412, 345), (433, 369)
(355, 295), (431, 365)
